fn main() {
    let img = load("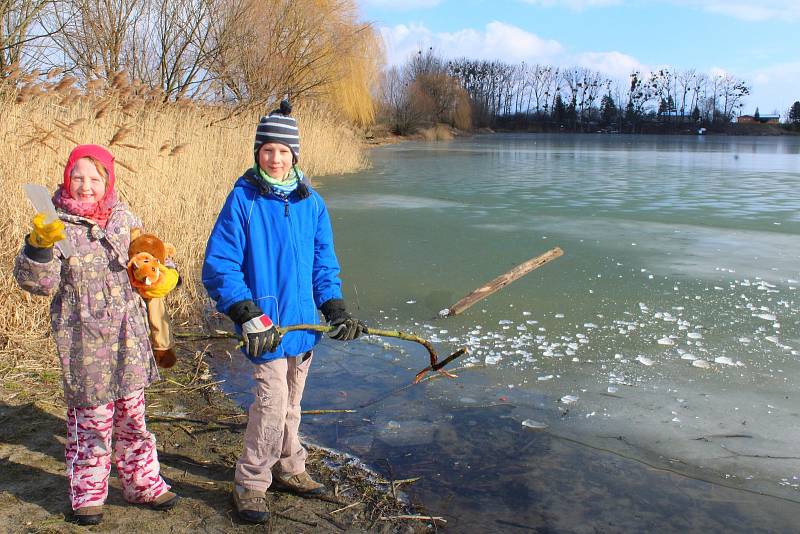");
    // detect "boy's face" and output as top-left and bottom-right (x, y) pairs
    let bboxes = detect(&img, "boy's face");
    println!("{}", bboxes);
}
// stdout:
(258, 143), (294, 180)
(70, 158), (107, 204)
